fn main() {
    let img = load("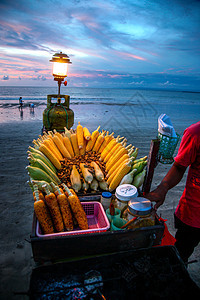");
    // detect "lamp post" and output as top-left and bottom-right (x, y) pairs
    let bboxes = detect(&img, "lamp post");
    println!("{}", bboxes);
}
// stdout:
(50, 52), (72, 97)
(42, 52), (74, 132)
